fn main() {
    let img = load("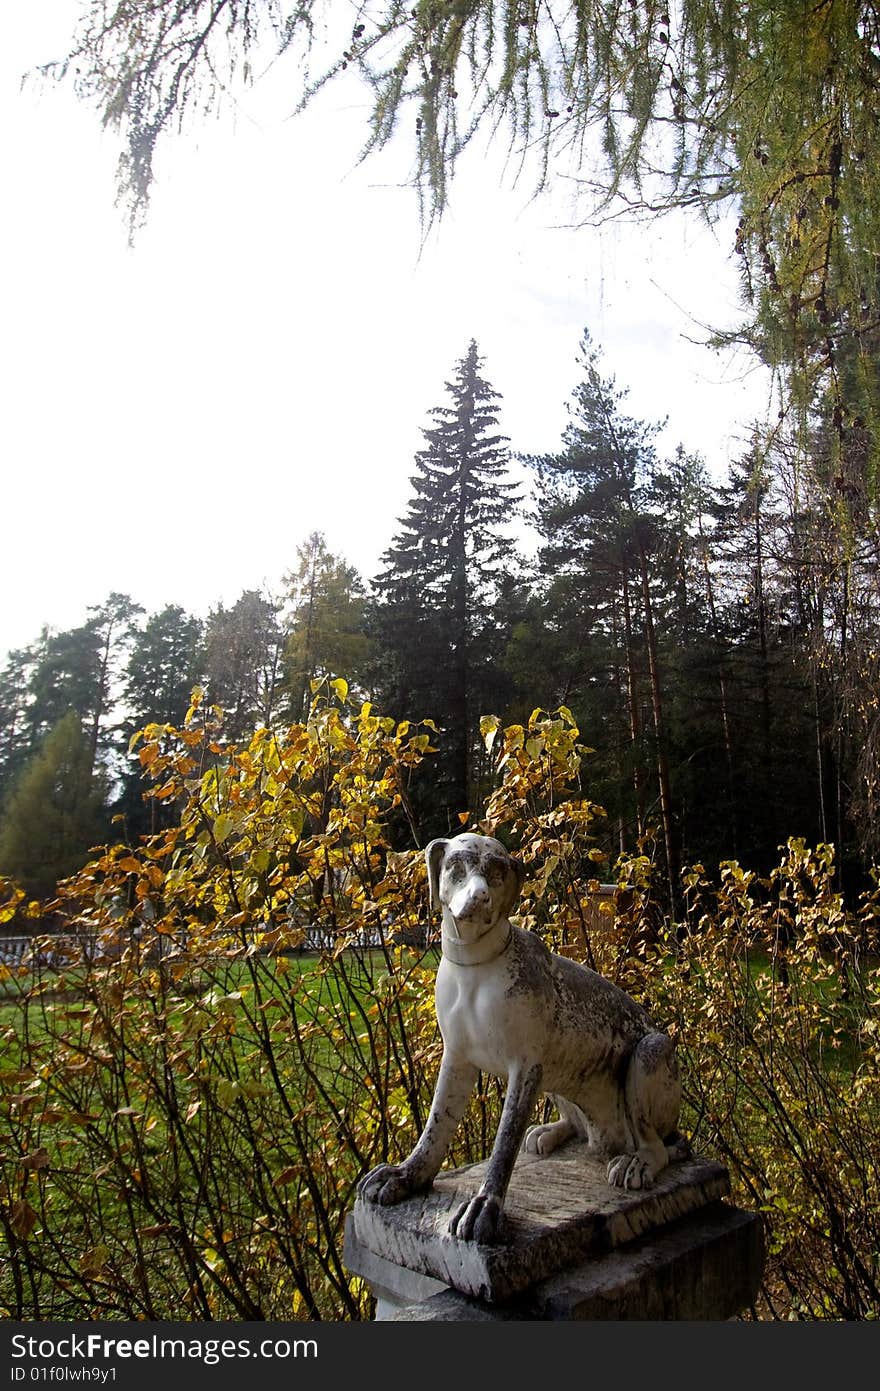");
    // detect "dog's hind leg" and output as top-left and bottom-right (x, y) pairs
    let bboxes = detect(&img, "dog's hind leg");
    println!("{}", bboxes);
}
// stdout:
(607, 1031), (682, 1191)
(523, 1095), (584, 1156)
